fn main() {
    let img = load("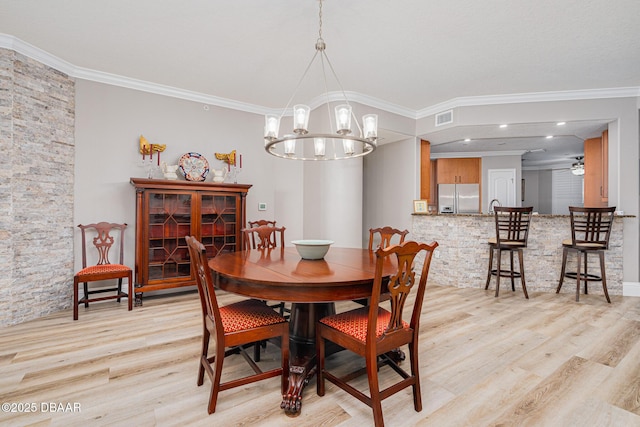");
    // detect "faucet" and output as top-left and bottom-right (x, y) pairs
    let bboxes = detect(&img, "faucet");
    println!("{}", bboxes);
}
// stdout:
(488, 199), (502, 213)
